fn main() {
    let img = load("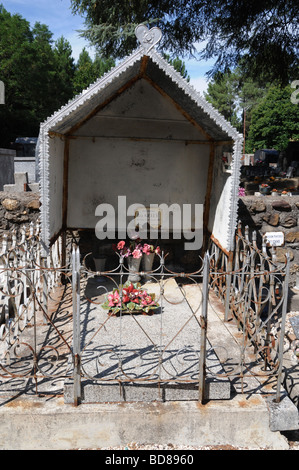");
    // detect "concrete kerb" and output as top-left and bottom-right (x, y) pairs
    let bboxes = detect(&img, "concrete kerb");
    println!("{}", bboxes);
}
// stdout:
(0, 395), (291, 450)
